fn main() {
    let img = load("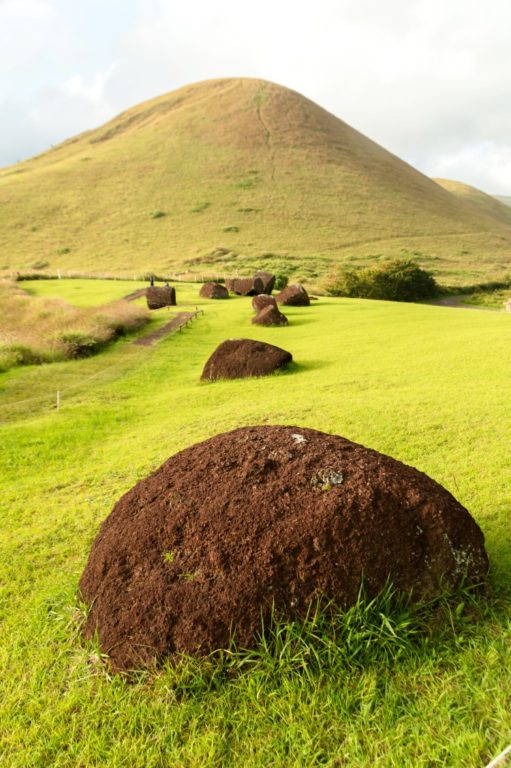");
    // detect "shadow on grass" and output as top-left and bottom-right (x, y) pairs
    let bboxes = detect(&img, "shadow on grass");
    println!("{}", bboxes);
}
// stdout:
(276, 359), (330, 376)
